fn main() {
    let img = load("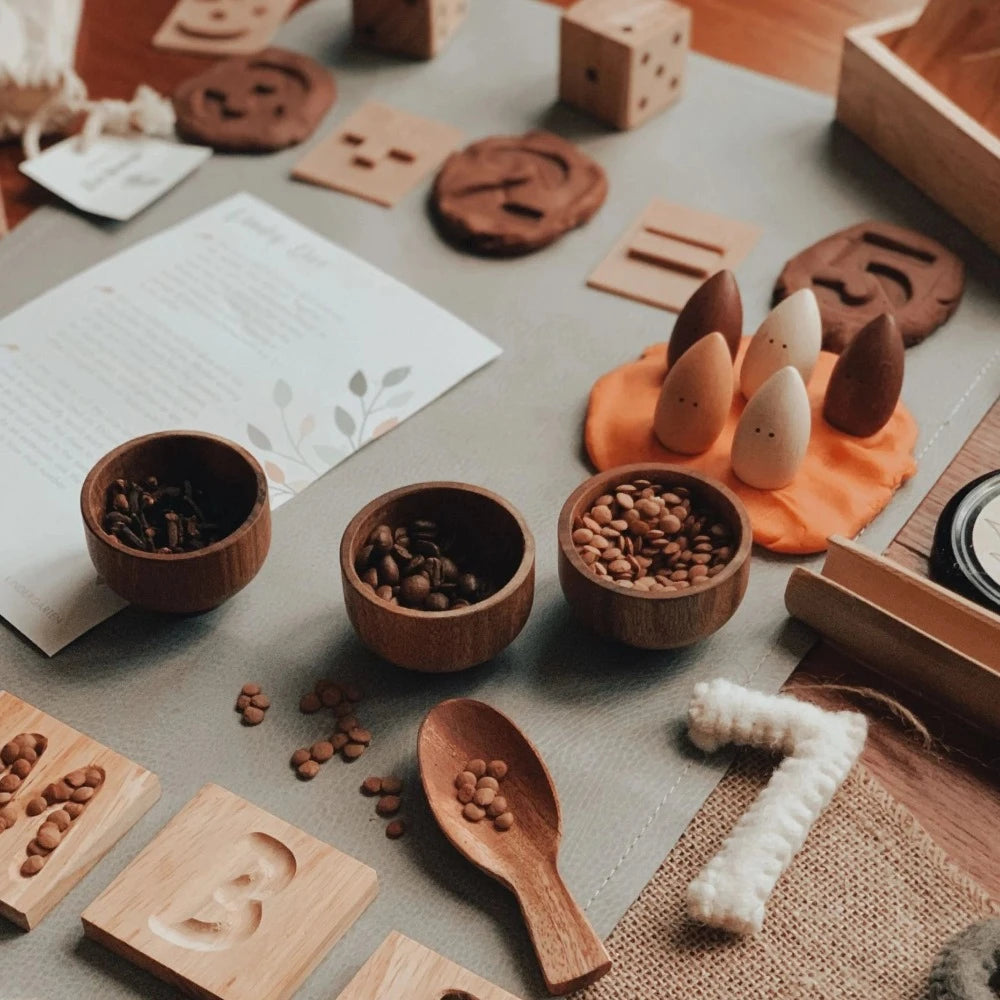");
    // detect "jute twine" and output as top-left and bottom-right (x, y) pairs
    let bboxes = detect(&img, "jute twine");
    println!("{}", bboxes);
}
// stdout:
(576, 750), (998, 1000)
